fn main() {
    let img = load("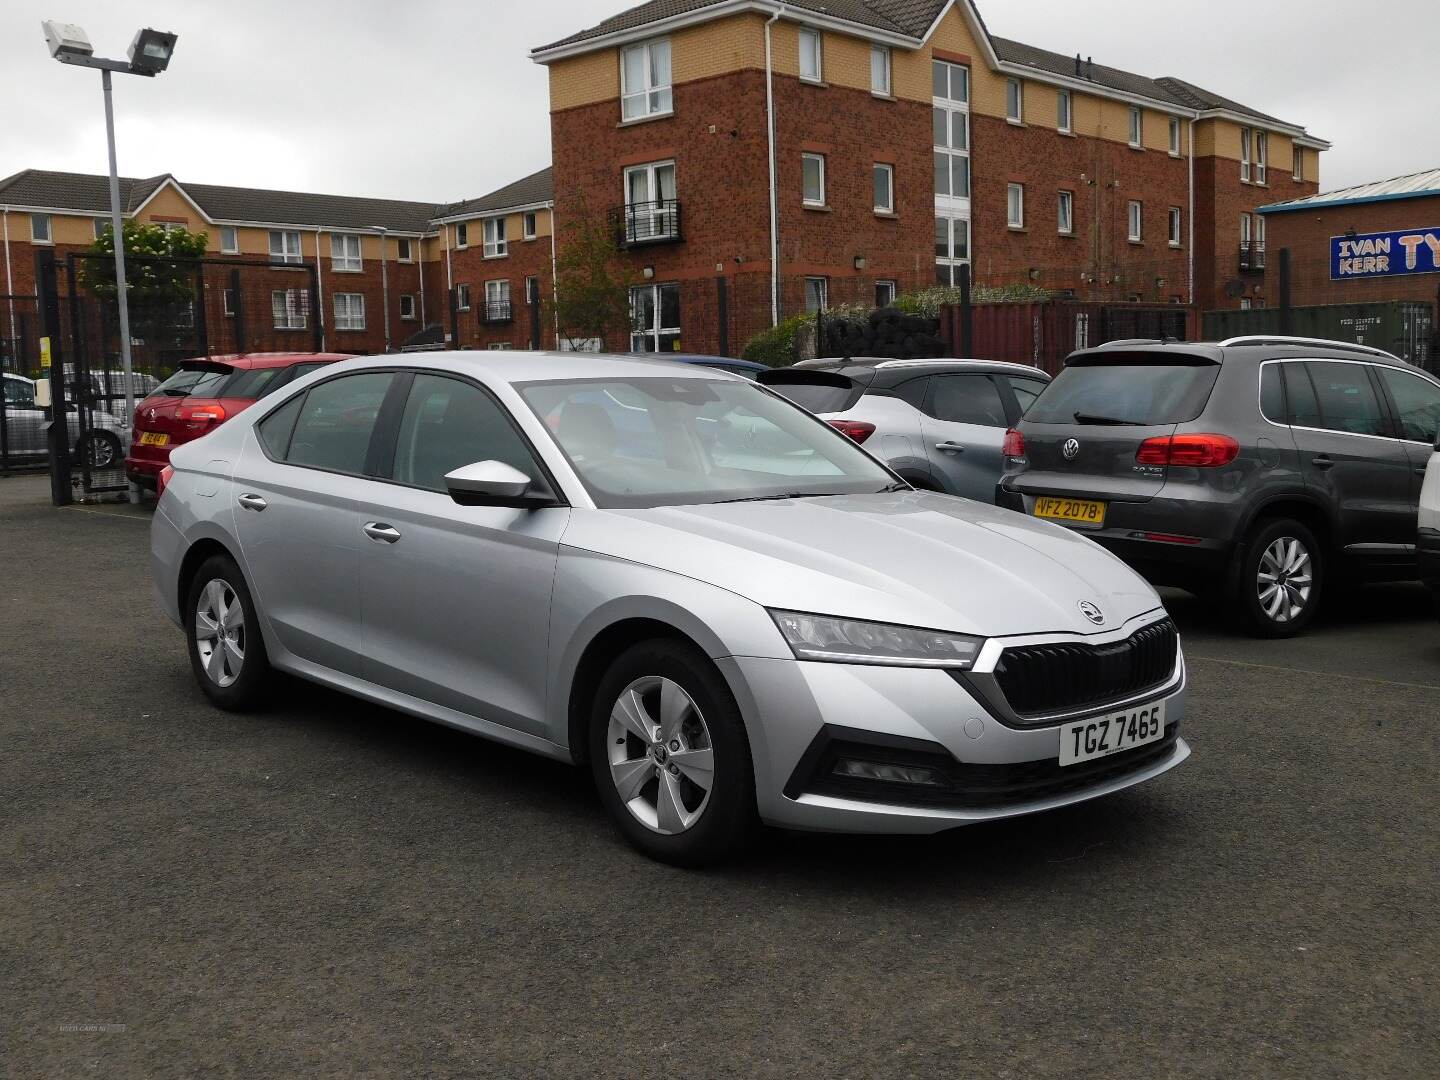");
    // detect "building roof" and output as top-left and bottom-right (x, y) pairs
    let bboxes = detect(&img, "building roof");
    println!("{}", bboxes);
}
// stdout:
(0, 167), (554, 233)
(1152, 76), (1283, 125)
(992, 38), (1187, 107)
(1258, 168), (1440, 215)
